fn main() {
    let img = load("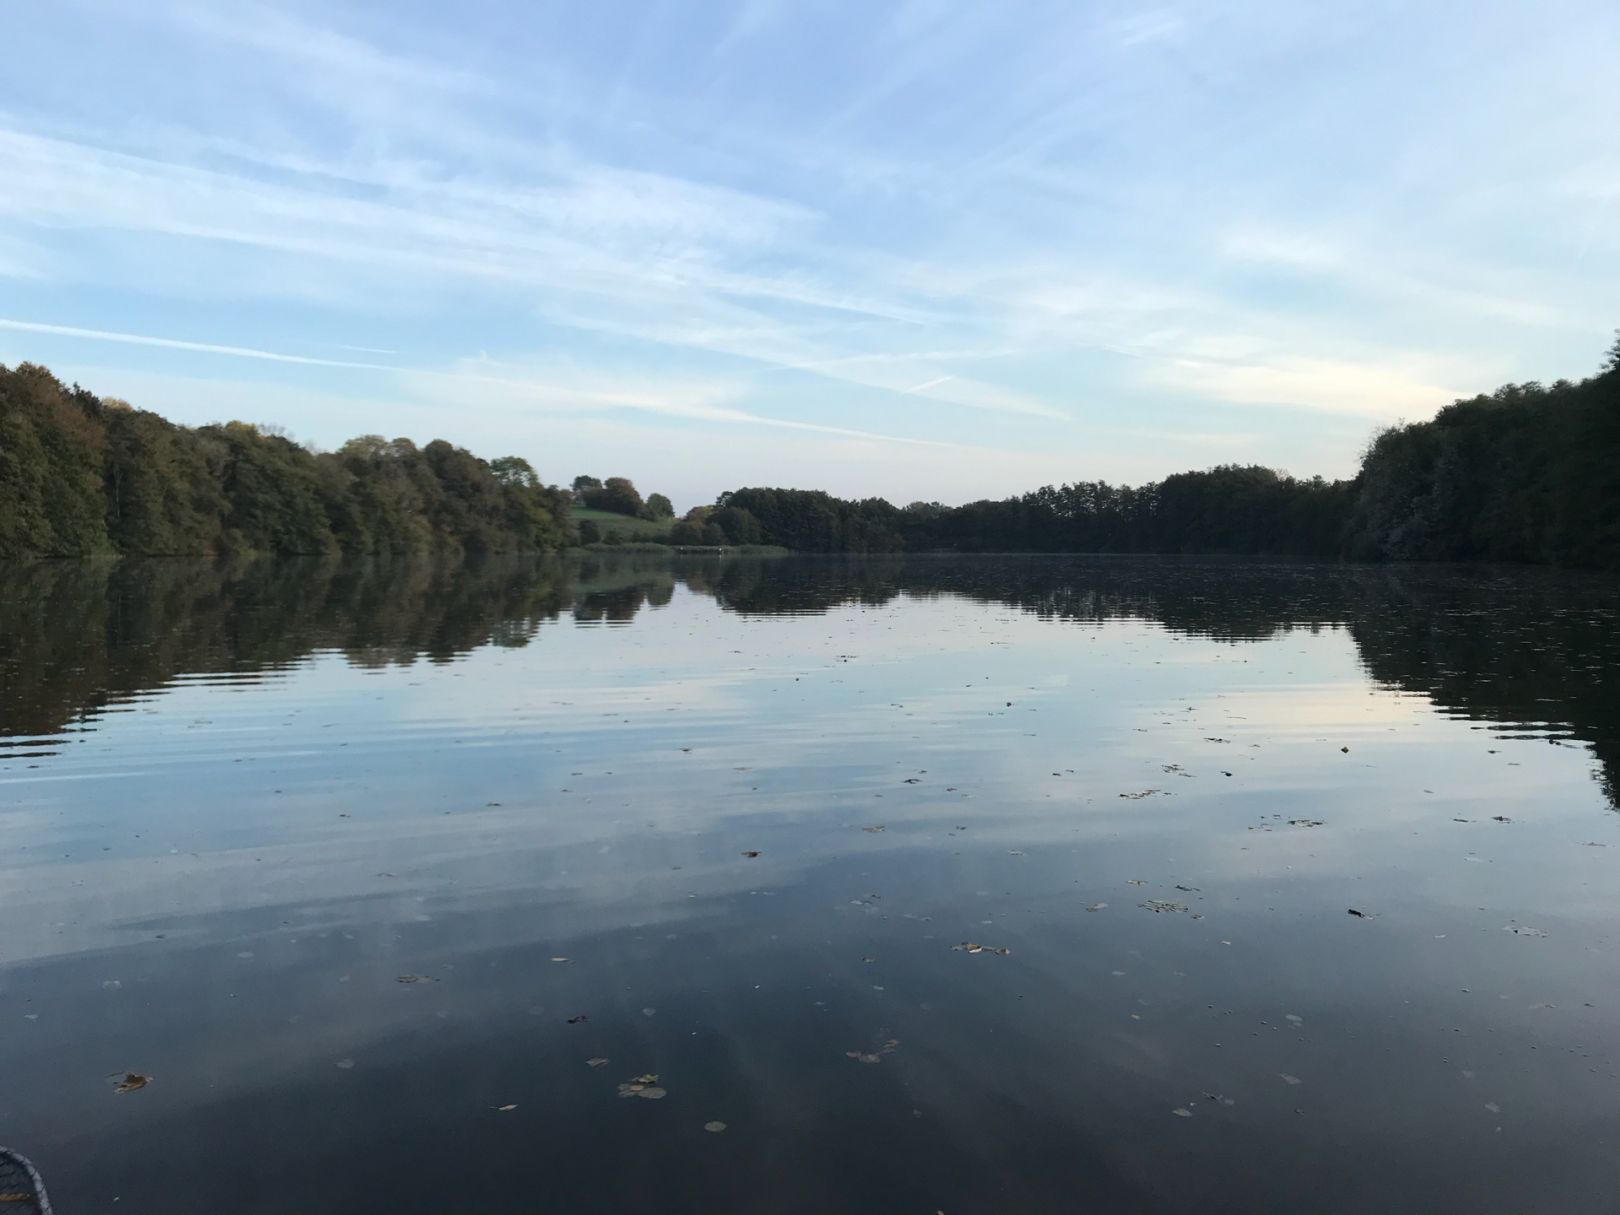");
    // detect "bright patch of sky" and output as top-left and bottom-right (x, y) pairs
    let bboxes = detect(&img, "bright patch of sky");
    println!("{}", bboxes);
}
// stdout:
(1, 0), (1615, 509)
